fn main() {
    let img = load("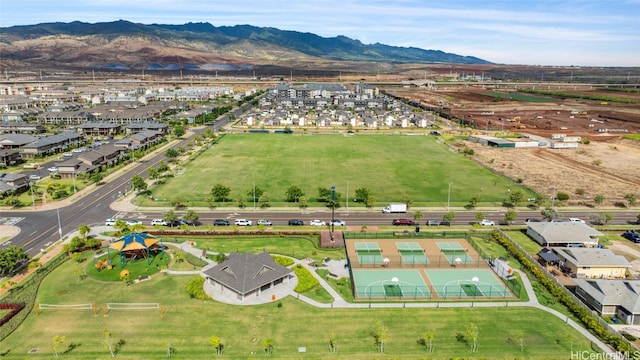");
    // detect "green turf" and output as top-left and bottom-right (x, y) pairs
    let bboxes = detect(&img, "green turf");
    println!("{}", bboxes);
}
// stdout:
(461, 283), (481, 296)
(1, 256), (595, 359)
(384, 283), (403, 297)
(138, 133), (533, 208)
